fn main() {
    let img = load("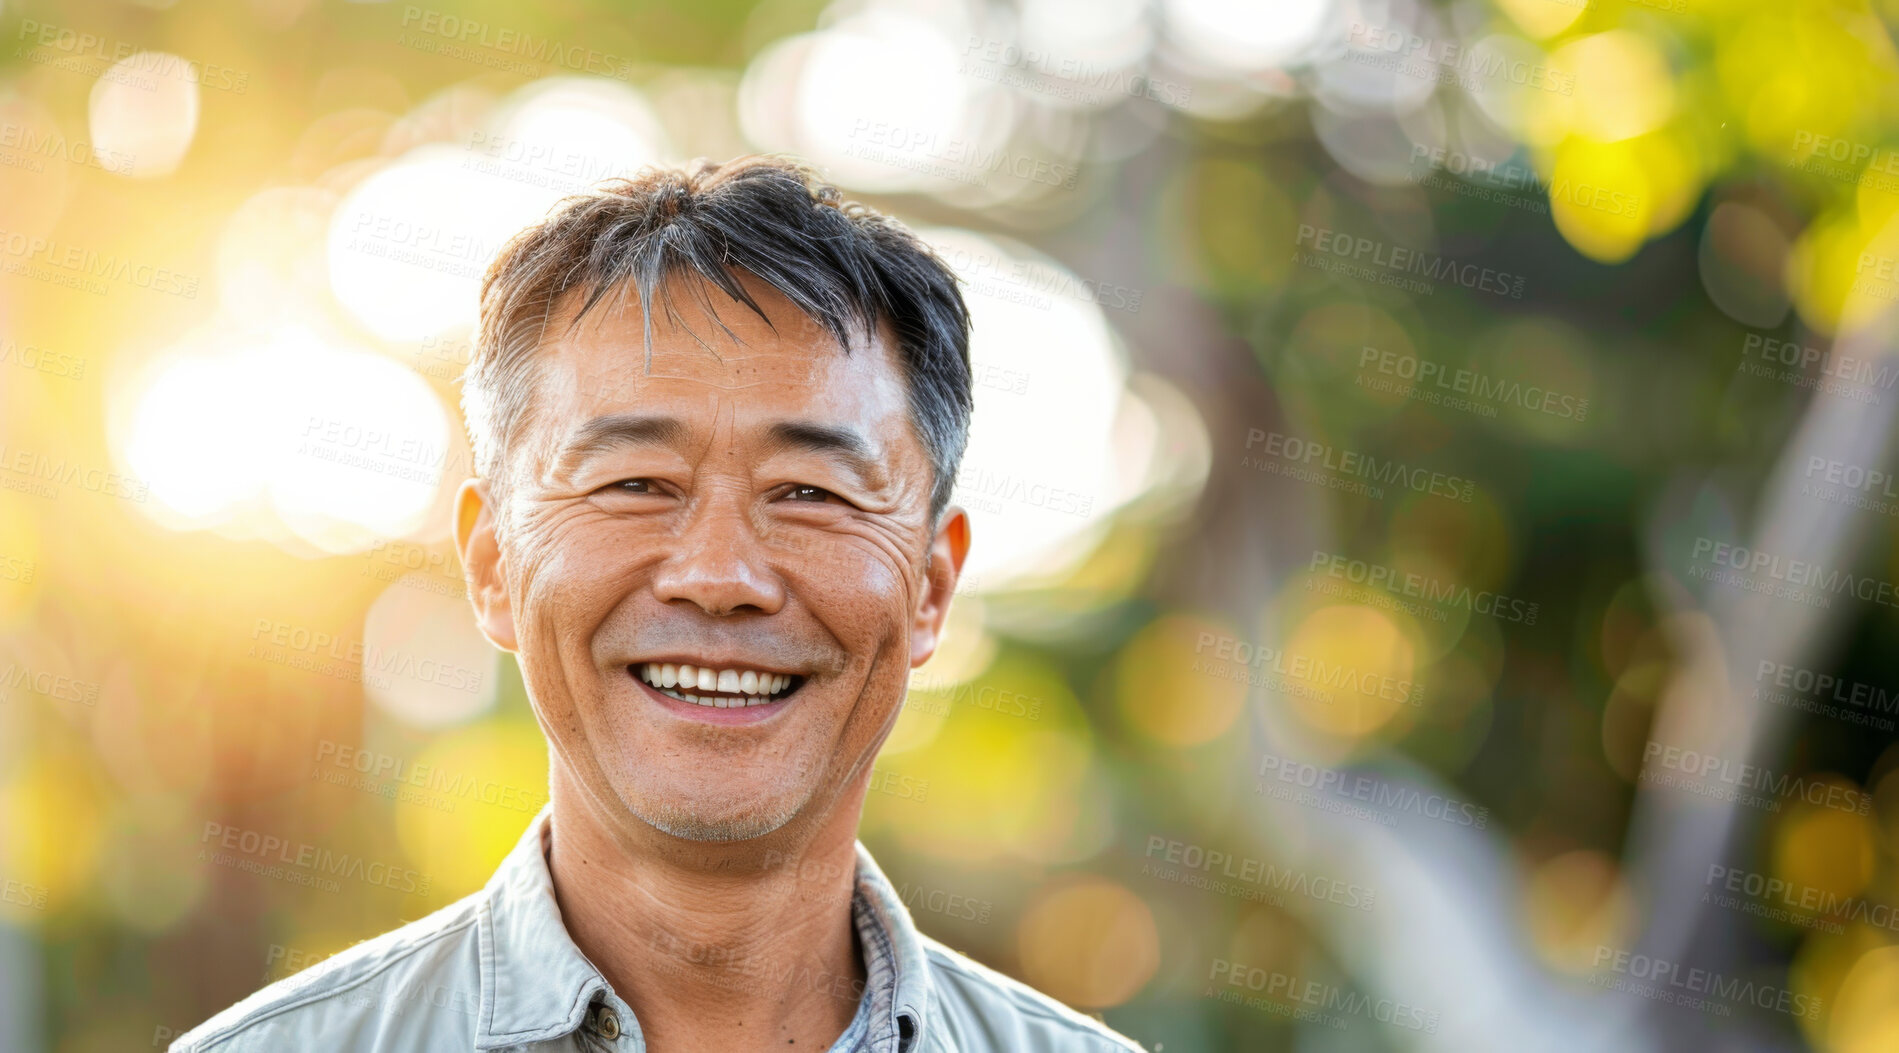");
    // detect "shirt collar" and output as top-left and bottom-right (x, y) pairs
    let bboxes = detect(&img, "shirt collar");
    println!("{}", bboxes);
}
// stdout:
(475, 804), (933, 1052)
(847, 840), (932, 1052)
(476, 805), (608, 1049)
